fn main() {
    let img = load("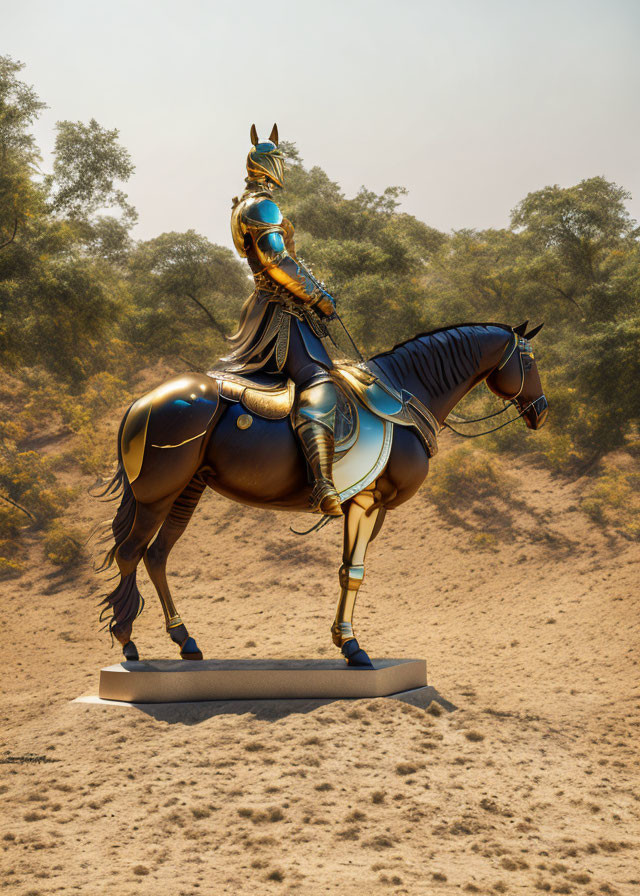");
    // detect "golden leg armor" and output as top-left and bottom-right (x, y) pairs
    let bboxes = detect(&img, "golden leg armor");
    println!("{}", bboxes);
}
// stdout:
(293, 380), (342, 517)
(296, 420), (342, 516)
(331, 487), (380, 648)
